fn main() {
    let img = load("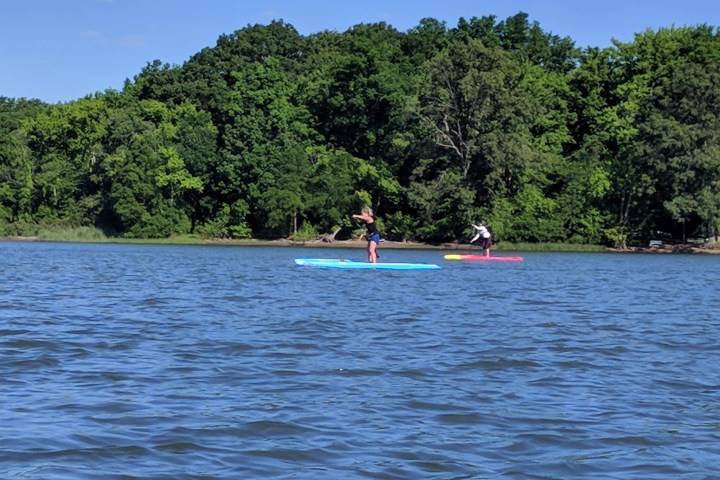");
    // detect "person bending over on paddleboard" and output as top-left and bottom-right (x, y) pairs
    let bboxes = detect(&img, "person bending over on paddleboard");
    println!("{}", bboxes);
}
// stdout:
(470, 222), (492, 257)
(353, 207), (381, 263)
